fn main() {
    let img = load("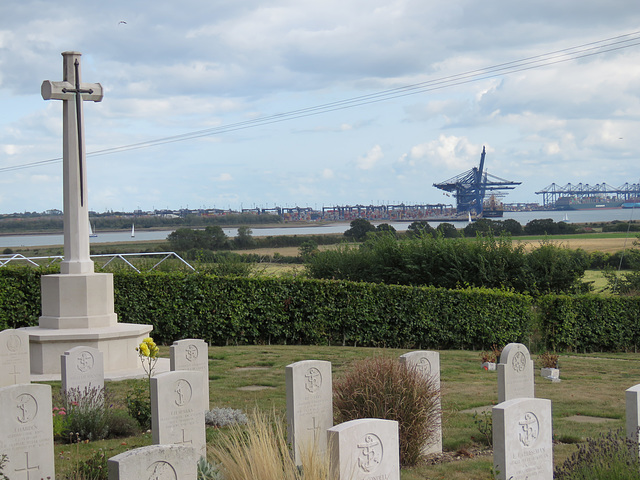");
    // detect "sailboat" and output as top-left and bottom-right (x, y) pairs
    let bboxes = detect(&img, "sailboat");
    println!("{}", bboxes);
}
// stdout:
(131, 223), (135, 238)
(89, 223), (97, 238)
(560, 213), (569, 223)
